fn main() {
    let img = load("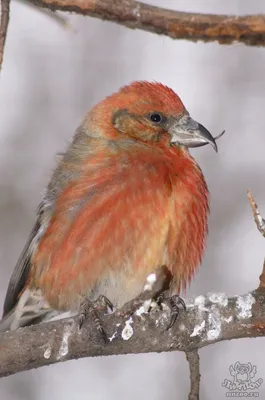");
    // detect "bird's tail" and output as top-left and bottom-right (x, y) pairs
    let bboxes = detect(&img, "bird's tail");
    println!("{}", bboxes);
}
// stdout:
(0, 310), (17, 332)
(0, 288), (62, 332)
